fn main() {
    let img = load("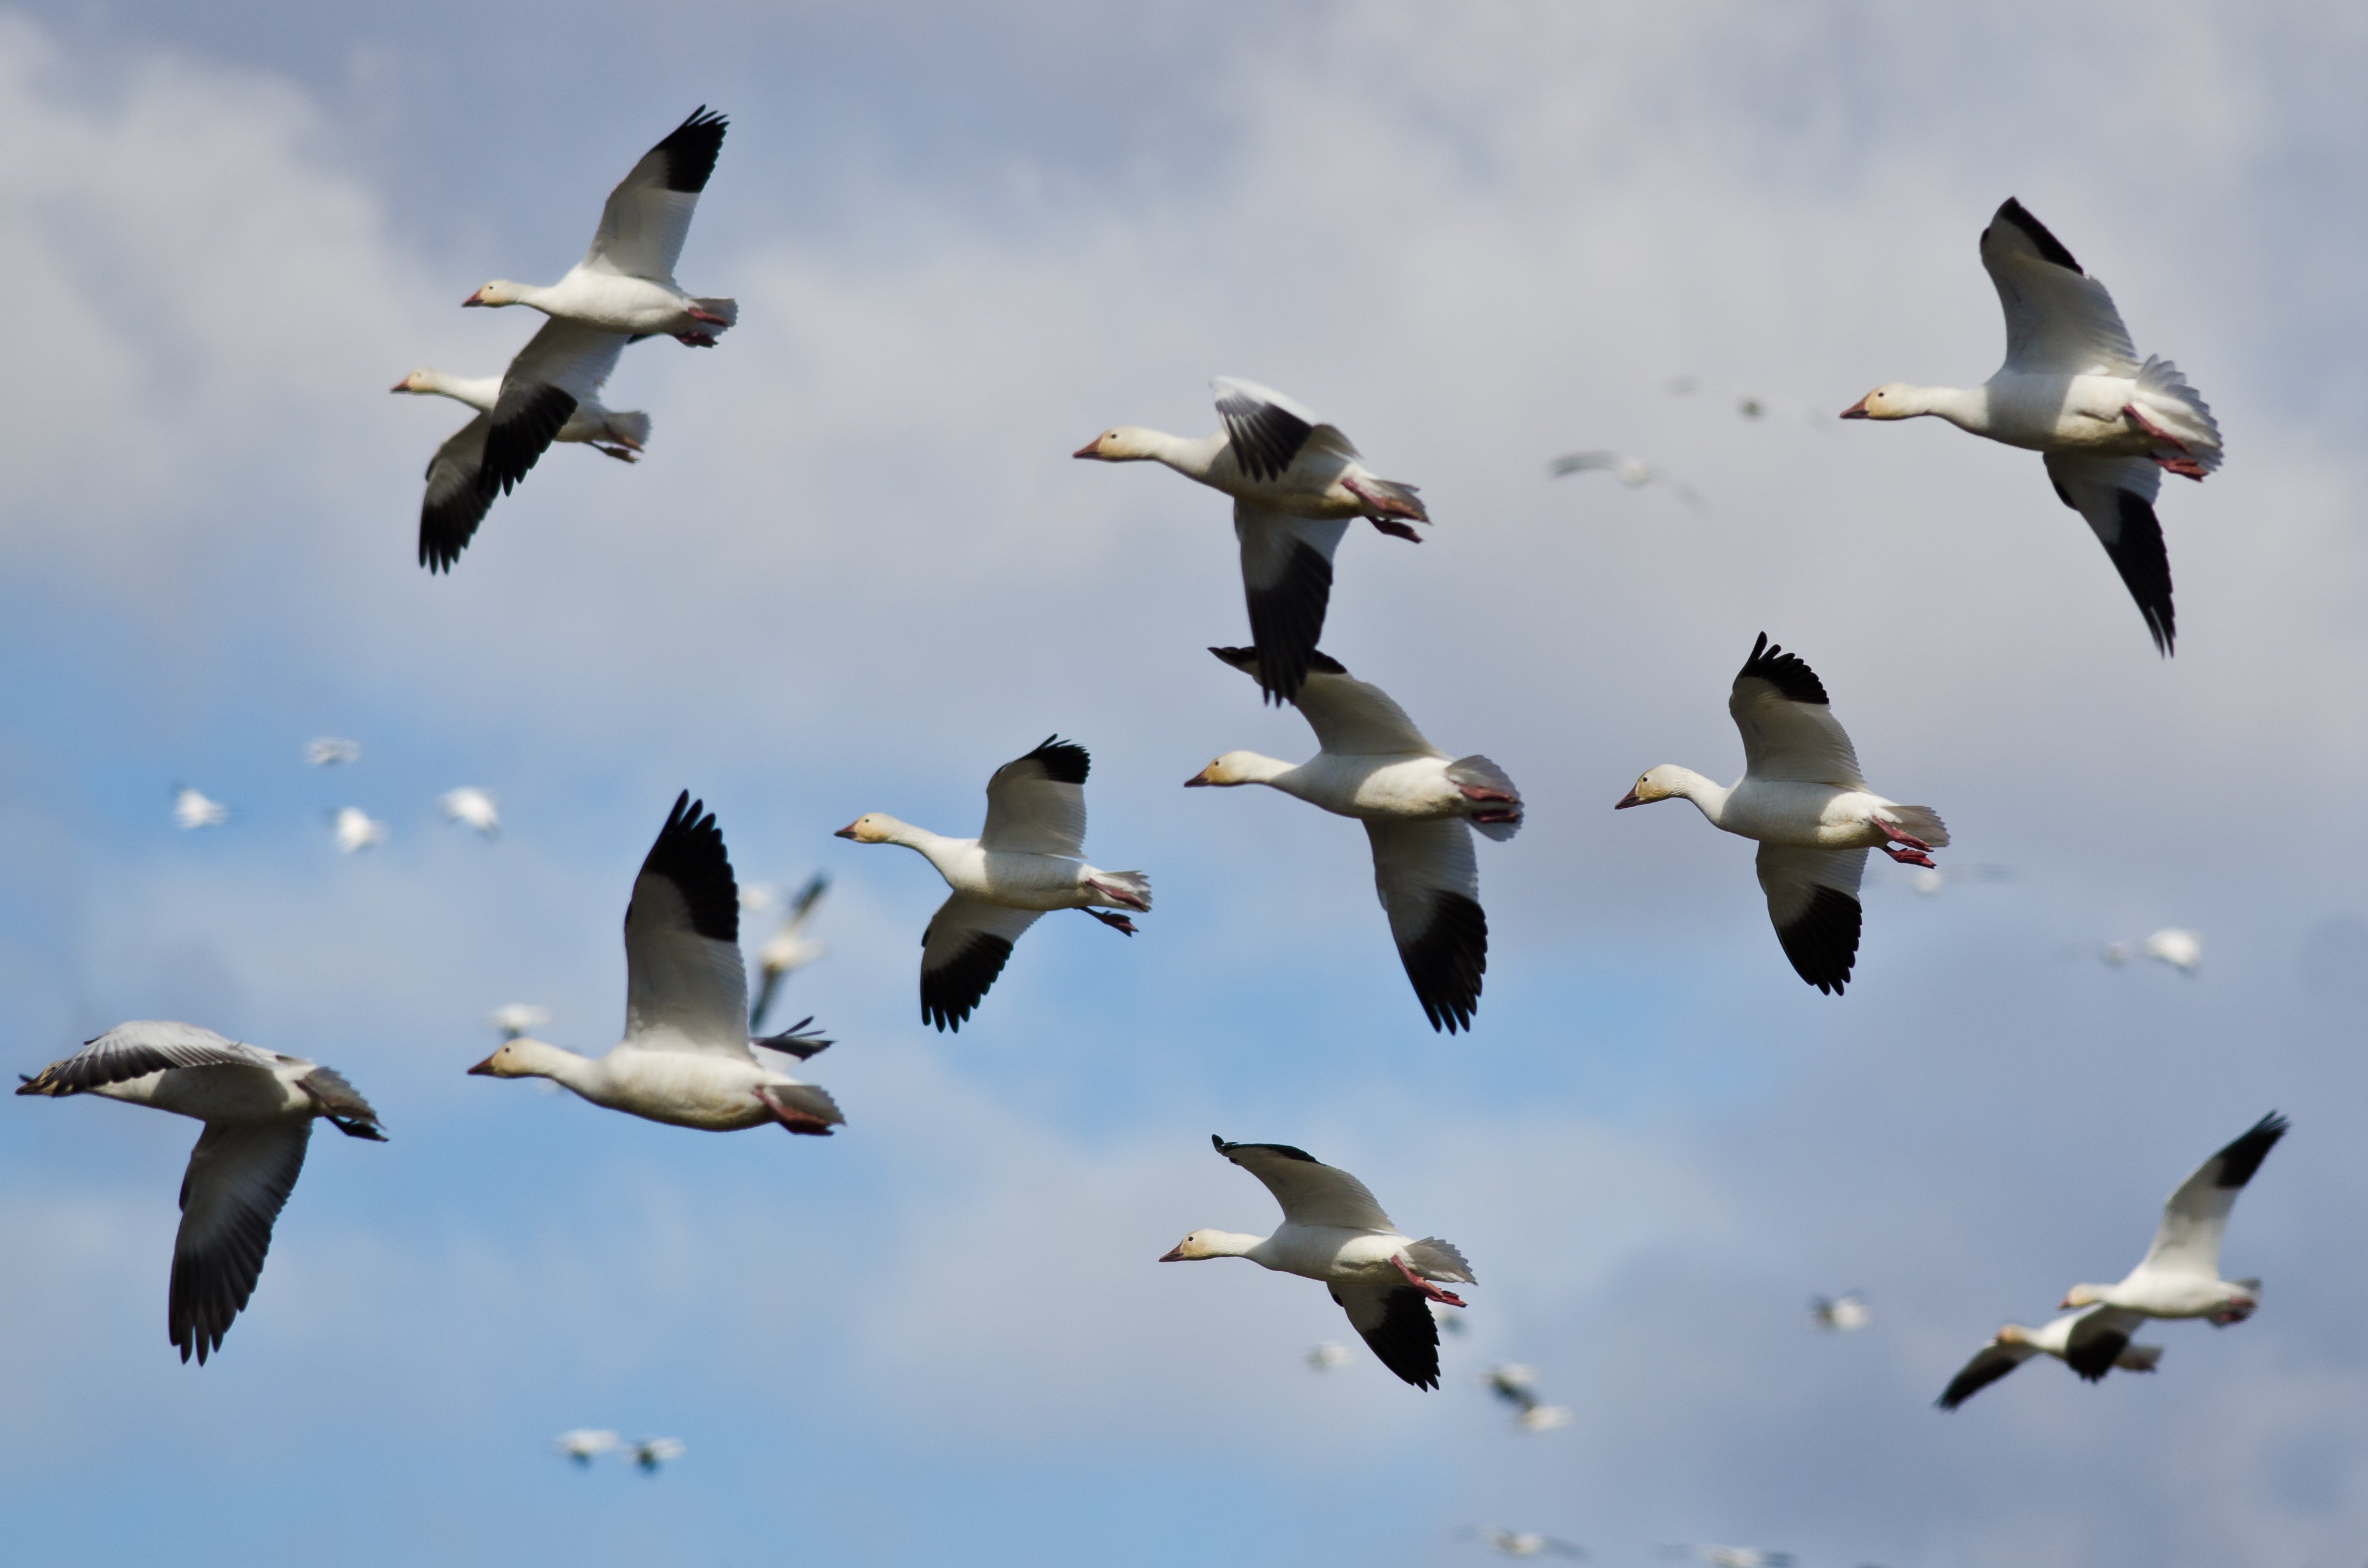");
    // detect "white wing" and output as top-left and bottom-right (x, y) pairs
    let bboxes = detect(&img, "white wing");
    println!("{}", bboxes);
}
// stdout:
(584, 107), (727, 281)
(20, 1021), (281, 1096)
(1206, 646), (1436, 757)
(1366, 819), (1486, 1033)
(170, 1120), (311, 1365)
(1212, 1135), (1395, 1231)
(1234, 502), (1350, 704)
(483, 318), (632, 496)
(1981, 199), (2141, 377)
(979, 738), (1089, 855)
(1756, 845), (1866, 996)
(622, 793), (752, 1056)
(2138, 1113), (2289, 1278)
(2042, 452), (2175, 655)
(920, 896), (1044, 1032)
(1728, 634), (1863, 786)
(1210, 377), (1358, 481)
